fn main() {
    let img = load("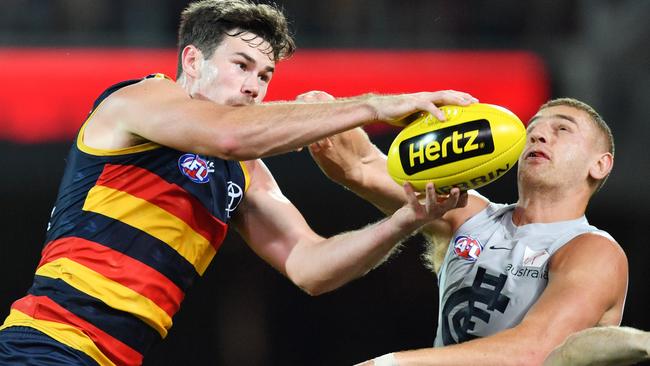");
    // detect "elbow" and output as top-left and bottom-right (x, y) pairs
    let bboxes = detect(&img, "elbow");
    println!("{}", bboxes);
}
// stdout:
(292, 276), (334, 297)
(287, 266), (337, 297)
(209, 134), (276, 160)
(298, 285), (324, 297)
(209, 135), (255, 161)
